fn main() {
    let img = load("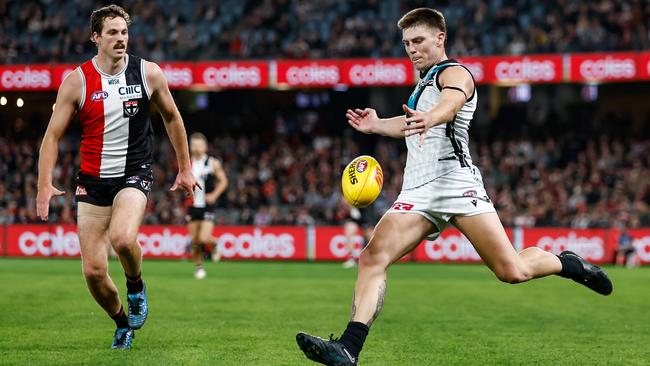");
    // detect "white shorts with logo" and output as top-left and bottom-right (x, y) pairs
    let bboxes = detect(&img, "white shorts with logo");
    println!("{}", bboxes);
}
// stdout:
(386, 165), (495, 240)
